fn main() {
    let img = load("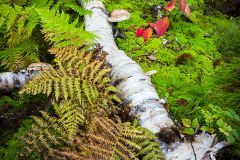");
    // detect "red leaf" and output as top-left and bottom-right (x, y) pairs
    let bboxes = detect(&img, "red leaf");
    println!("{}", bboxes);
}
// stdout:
(150, 17), (170, 37)
(142, 28), (153, 41)
(135, 28), (145, 37)
(180, 0), (186, 13)
(185, 4), (191, 17)
(165, 0), (176, 12)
